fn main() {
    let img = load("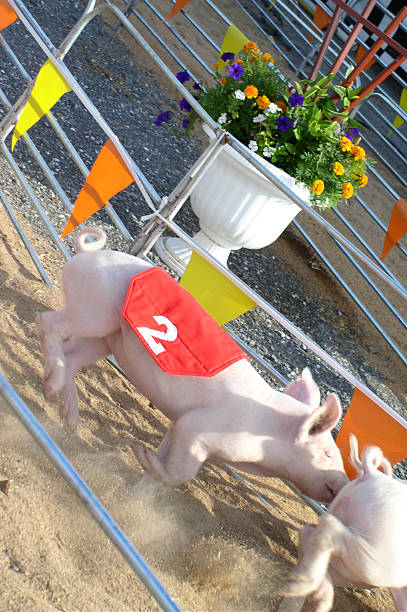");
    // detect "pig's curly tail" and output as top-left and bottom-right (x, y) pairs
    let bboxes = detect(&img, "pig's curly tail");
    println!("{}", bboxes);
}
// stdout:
(349, 433), (393, 478)
(75, 226), (107, 253)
